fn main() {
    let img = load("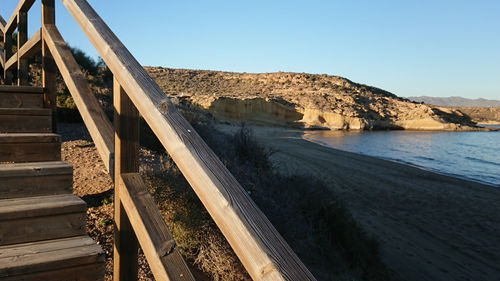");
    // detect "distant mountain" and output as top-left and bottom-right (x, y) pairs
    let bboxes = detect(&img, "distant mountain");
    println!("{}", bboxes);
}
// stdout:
(408, 96), (500, 107)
